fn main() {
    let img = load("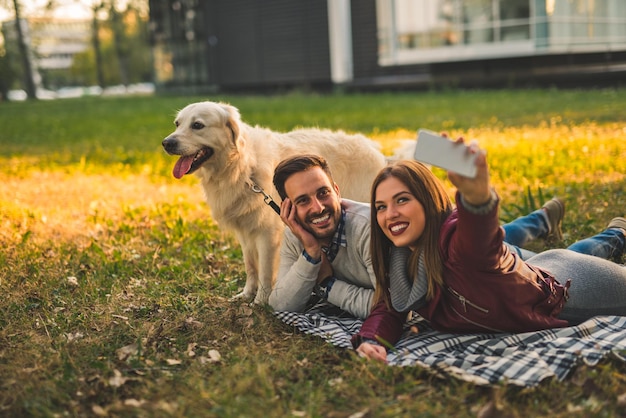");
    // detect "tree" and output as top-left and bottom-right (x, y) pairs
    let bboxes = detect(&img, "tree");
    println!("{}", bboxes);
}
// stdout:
(113, 1), (152, 84)
(71, 0), (151, 87)
(1, 0), (151, 91)
(9, 0), (37, 99)
(109, 3), (129, 86)
(91, 2), (106, 88)
(0, 38), (15, 100)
